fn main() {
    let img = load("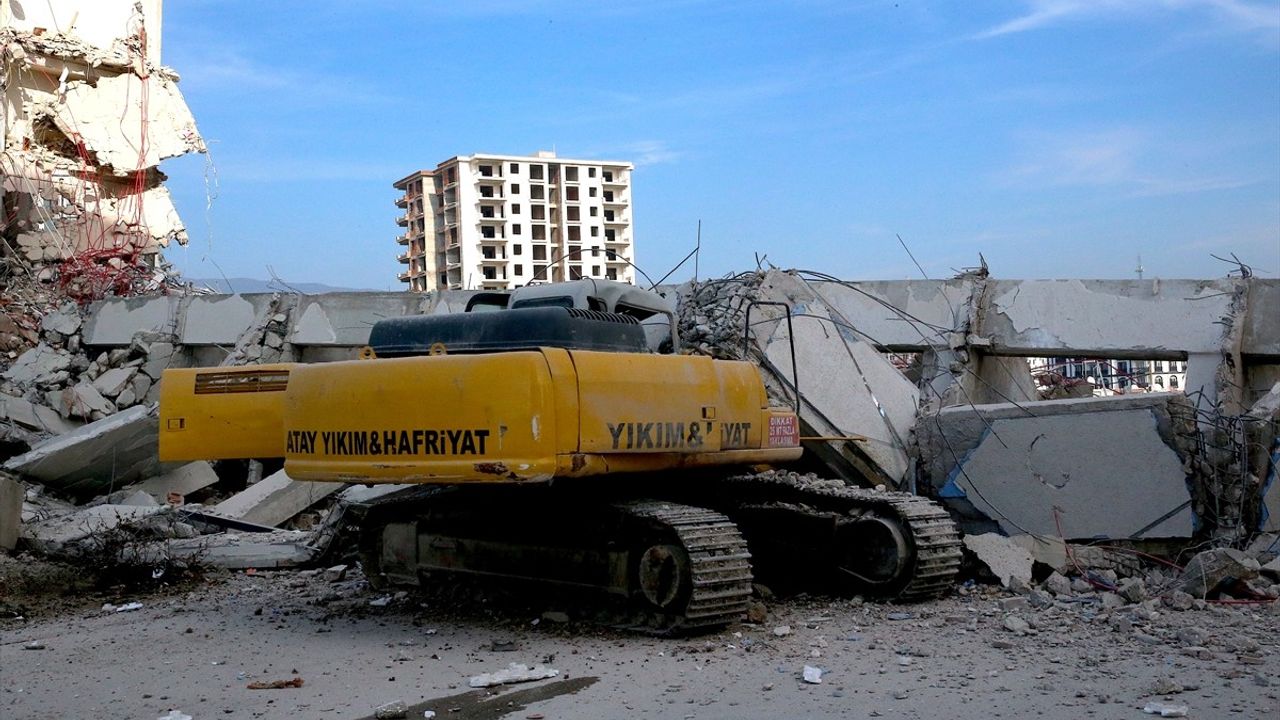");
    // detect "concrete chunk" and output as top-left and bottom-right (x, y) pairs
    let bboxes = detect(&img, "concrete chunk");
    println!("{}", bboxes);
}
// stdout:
(212, 469), (342, 527)
(57, 382), (116, 419)
(1179, 548), (1261, 598)
(921, 395), (1196, 539)
(963, 532), (1034, 588)
(3, 405), (160, 499)
(2, 344), (71, 385)
(40, 303), (82, 337)
(91, 367), (137, 399)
